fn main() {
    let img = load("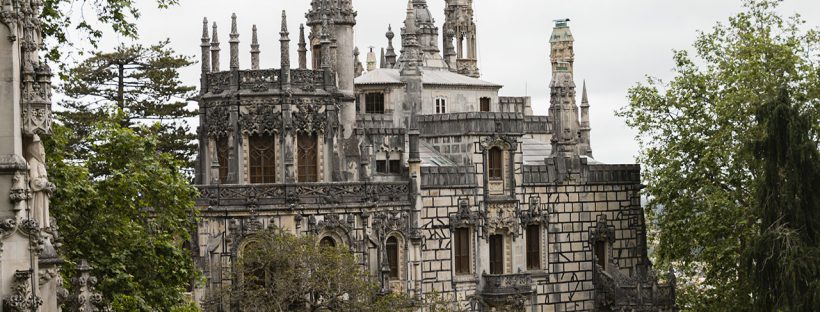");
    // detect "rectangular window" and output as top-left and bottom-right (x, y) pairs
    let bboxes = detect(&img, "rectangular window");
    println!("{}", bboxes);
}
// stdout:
(480, 97), (491, 112)
(365, 92), (385, 114)
(489, 234), (504, 274)
(435, 98), (446, 114)
(297, 133), (318, 182)
(595, 240), (607, 270)
(249, 135), (276, 183)
(389, 159), (401, 174)
(454, 228), (471, 275)
(387, 237), (399, 279)
(488, 147), (503, 180)
(526, 225), (541, 270)
(216, 137), (230, 183)
(376, 160), (387, 174)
